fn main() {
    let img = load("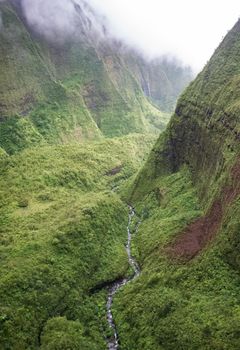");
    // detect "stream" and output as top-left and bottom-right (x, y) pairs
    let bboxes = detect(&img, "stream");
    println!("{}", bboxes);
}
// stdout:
(106, 207), (141, 350)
